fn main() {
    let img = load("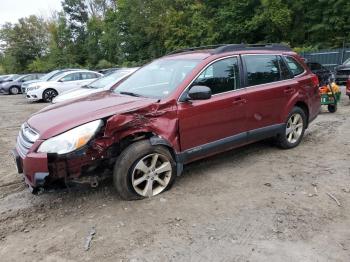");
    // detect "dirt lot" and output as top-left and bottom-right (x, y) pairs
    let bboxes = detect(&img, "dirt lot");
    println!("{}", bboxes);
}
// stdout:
(0, 91), (349, 262)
